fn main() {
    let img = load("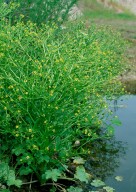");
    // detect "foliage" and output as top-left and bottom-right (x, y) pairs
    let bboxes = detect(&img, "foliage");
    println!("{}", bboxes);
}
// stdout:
(0, 1), (125, 190)
(0, 161), (22, 189)
(115, 175), (123, 181)
(103, 186), (115, 192)
(67, 186), (83, 192)
(74, 166), (90, 183)
(73, 157), (85, 165)
(91, 179), (105, 187)
(0, 0), (19, 19)
(6, 0), (78, 25)
(42, 169), (62, 182)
